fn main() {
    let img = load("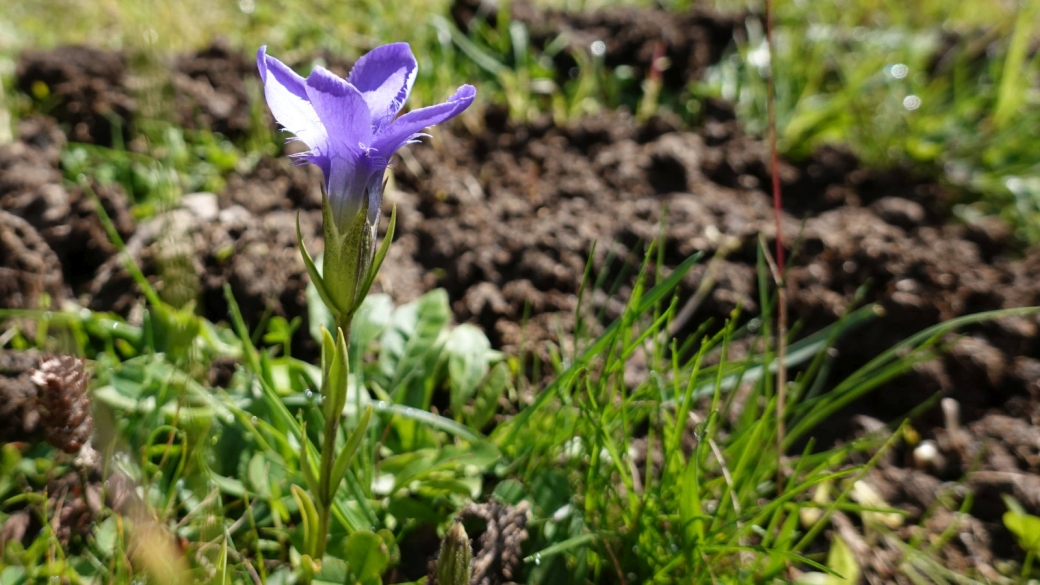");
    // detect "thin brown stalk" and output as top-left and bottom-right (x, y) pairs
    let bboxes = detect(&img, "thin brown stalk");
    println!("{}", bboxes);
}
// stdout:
(763, 0), (789, 479)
